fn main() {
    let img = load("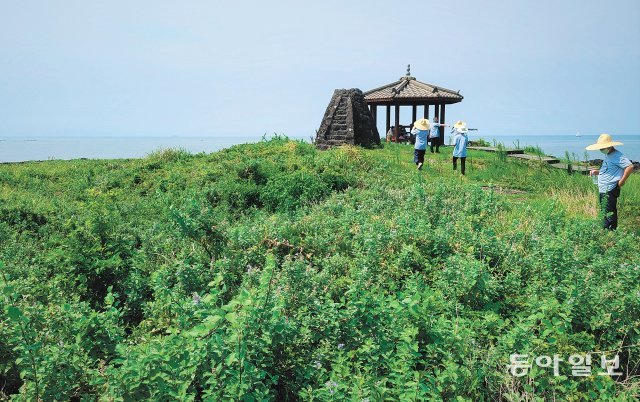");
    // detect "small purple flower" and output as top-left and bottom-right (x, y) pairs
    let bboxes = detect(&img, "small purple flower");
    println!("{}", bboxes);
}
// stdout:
(313, 360), (322, 369)
(337, 343), (345, 350)
(192, 292), (201, 305)
(325, 380), (338, 394)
